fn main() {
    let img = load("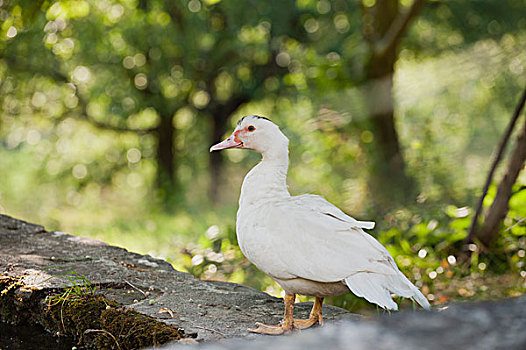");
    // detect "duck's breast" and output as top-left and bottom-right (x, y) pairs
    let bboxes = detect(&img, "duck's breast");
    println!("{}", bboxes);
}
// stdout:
(236, 202), (295, 280)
